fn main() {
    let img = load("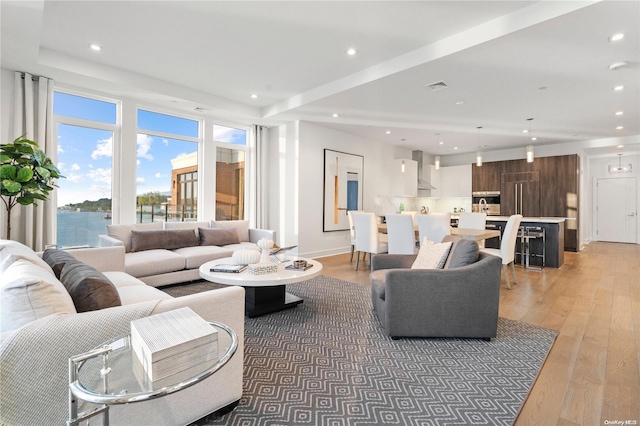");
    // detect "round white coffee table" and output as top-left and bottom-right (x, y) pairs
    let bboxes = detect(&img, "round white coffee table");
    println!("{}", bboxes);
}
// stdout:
(199, 257), (322, 318)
